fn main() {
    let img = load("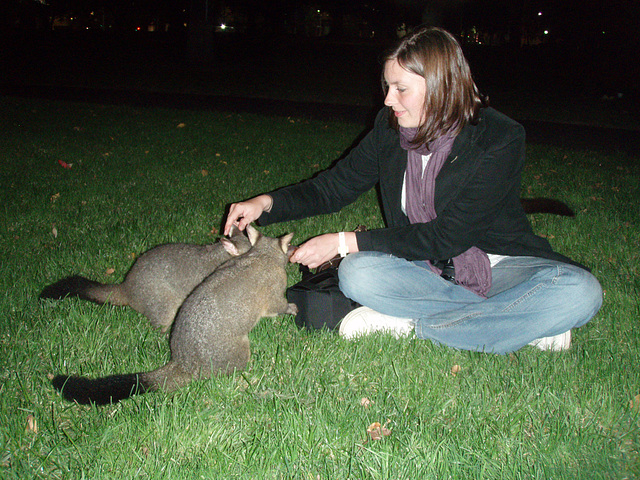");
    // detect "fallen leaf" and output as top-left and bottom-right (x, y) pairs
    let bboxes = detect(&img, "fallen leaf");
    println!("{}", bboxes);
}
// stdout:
(177, 123), (186, 128)
(26, 415), (38, 434)
(50, 193), (61, 202)
(451, 364), (461, 376)
(210, 227), (219, 235)
(201, 169), (208, 176)
(360, 397), (372, 408)
(57, 159), (72, 169)
(52, 225), (58, 238)
(47, 373), (54, 380)
(366, 421), (392, 440)
(367, 422), (382, 440)
(105, 268), (115, 275)
(630, 394), (640, 410)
